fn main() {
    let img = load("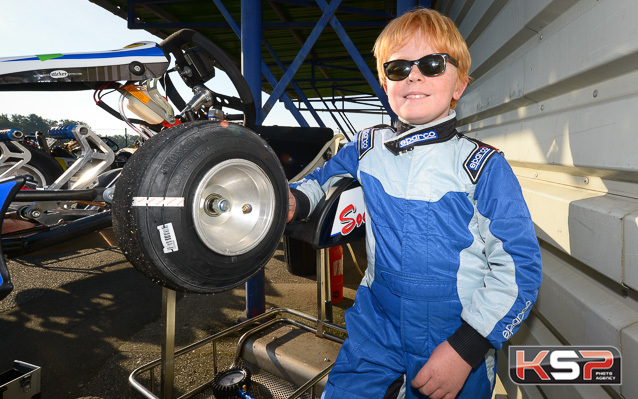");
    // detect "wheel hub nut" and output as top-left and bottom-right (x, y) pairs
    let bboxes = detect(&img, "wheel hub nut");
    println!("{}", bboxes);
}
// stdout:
(205, 194), (230, 217)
